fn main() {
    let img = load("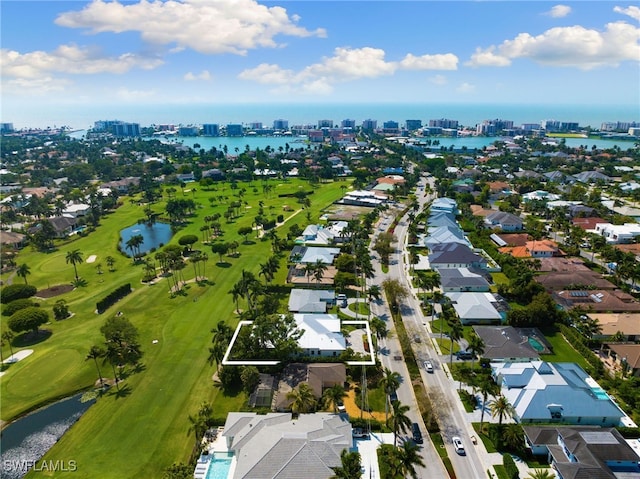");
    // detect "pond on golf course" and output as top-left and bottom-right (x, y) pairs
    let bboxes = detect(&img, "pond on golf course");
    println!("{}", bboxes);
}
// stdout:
(119, 222), (173, 257)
